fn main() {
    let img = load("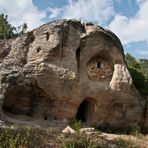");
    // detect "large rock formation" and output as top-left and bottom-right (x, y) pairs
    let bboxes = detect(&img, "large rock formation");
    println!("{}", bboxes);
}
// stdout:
(0, 20), (144, 129)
